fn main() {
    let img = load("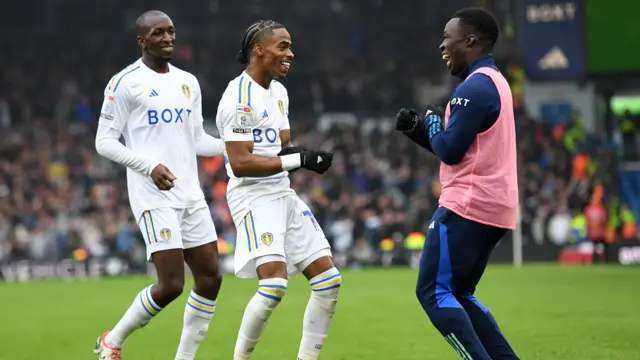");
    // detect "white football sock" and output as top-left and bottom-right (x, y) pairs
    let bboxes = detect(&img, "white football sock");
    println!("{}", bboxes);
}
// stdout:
(174, 290), (216, 360)
(297, 268), (342, 360)
(233, 278), (288, 360)
(105, 284), (163, 348)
